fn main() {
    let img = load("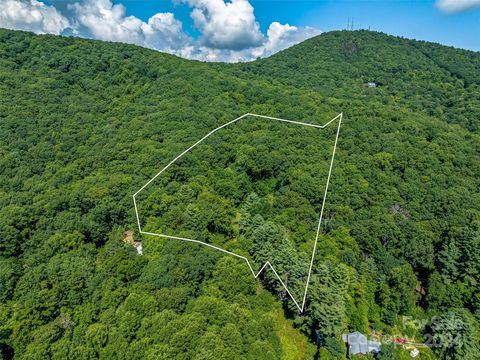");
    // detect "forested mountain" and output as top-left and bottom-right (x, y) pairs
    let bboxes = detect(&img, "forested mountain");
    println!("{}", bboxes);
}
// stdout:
(0, 29), (479, 359)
